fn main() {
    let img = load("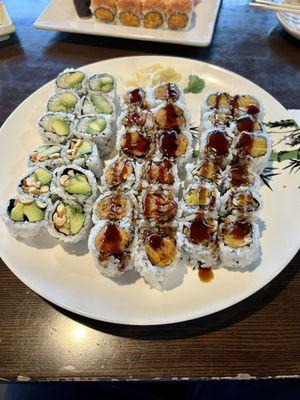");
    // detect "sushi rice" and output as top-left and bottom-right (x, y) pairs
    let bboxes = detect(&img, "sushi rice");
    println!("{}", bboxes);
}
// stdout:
(38, 112), (74, 144)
